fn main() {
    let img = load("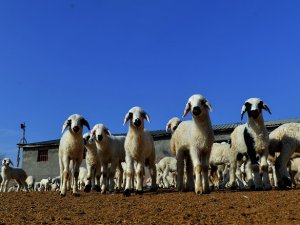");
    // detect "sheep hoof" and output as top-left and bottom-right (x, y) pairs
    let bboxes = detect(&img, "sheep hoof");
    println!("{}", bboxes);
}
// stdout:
(84, 185), (91, 193)
(249, 184), (255, 190)
(95, 185), (101, 192)
(135, 190), (143, 195)
(263, 185), (272, 191)
(282, 177), (292, 187)
(149, 187), (157, 193)
(255, 186), (263, 191)
(72, 192), (80, 197)
(123, 189), (131, 197)
(60, 192), (66, 197)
